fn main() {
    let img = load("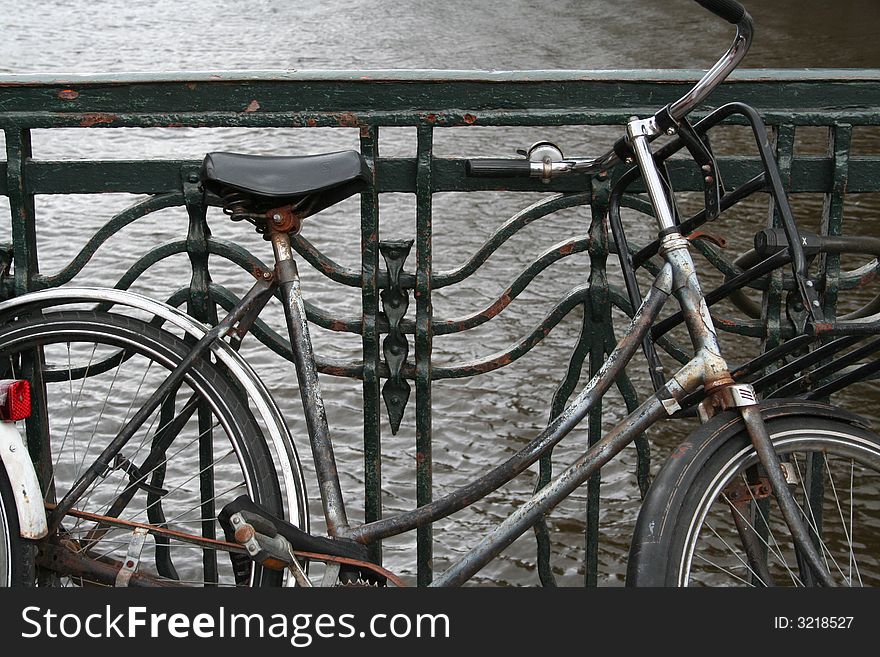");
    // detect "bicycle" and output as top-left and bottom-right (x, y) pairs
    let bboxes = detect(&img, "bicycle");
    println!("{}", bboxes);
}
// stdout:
(1, 0), (879, 587)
